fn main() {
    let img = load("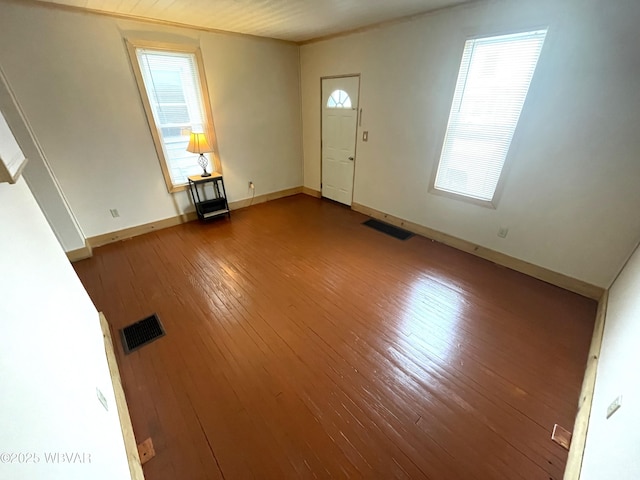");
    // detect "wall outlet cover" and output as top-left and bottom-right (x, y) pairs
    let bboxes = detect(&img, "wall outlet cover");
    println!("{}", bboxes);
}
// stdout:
(606, 395), (622, 419)
(96, 387), (108, 411)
